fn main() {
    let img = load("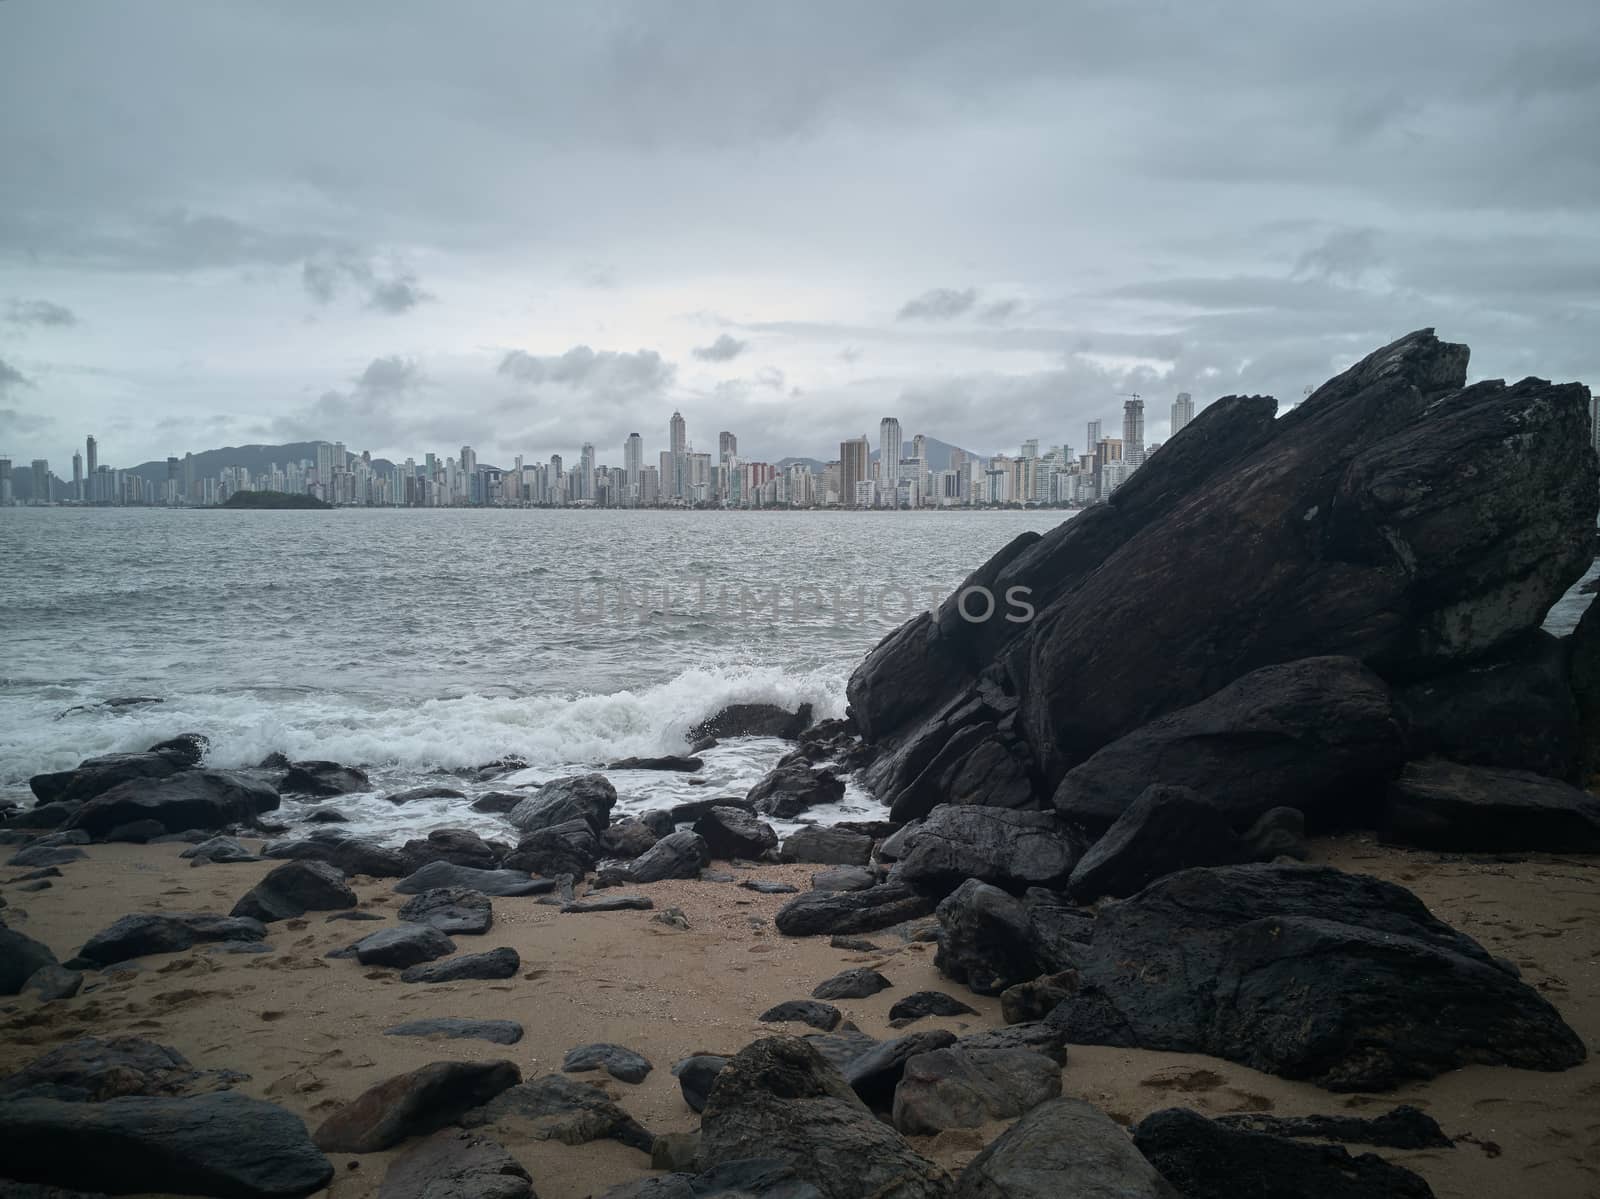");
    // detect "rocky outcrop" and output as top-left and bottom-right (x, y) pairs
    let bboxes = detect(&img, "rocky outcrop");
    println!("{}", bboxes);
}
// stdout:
(265, 829), (409, 878)
(601, 1158), (821, 1199)
(399, 946), (520, 983)
(747, 764), (844, 819)
(64, 770), (281, 838)
(279, 760), (369, 797)
(690, 703), (814, 742)
(314, 1060), (521, 1153)
(933, 880), (1090, 996)
(1213, 1105), (1451, 1150)
(76, 912), (266, 967)
(698, 1038), (952, 1199)
(693, 806), (779, 859)
(955, 1097), (1177, 1199)
(384, 1019), (523, 1045)
(393, 861), (553, 897)
(599, 819), (659, 858)
(28, 749), (191, 805)
(230, 860), (356, 922)
(842, 1030), (958, 1109)
(890, 805), (1081, 895)
(331, 923), (455, 968)
(1066, 785), (1246, 900)
(1052, 657), (1405, 829)
(887, 992), (977, 1022)
(1381, 757), (1600, 852)
(399, 828), (505, 872)
(673, 1055), (729, 1113)
(627, 831), (711, 882)
(562, 1043), (653, 1084)
(502, 818), (600, 878)
(1, 929), (58, 995)
(1132, 1107), (1434, 1199)
(760, 1001), (842, 1031)
(1053, 863), (1586, 1089)
(812, 967), (890, 1000)
(507, 774), (617, 835)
